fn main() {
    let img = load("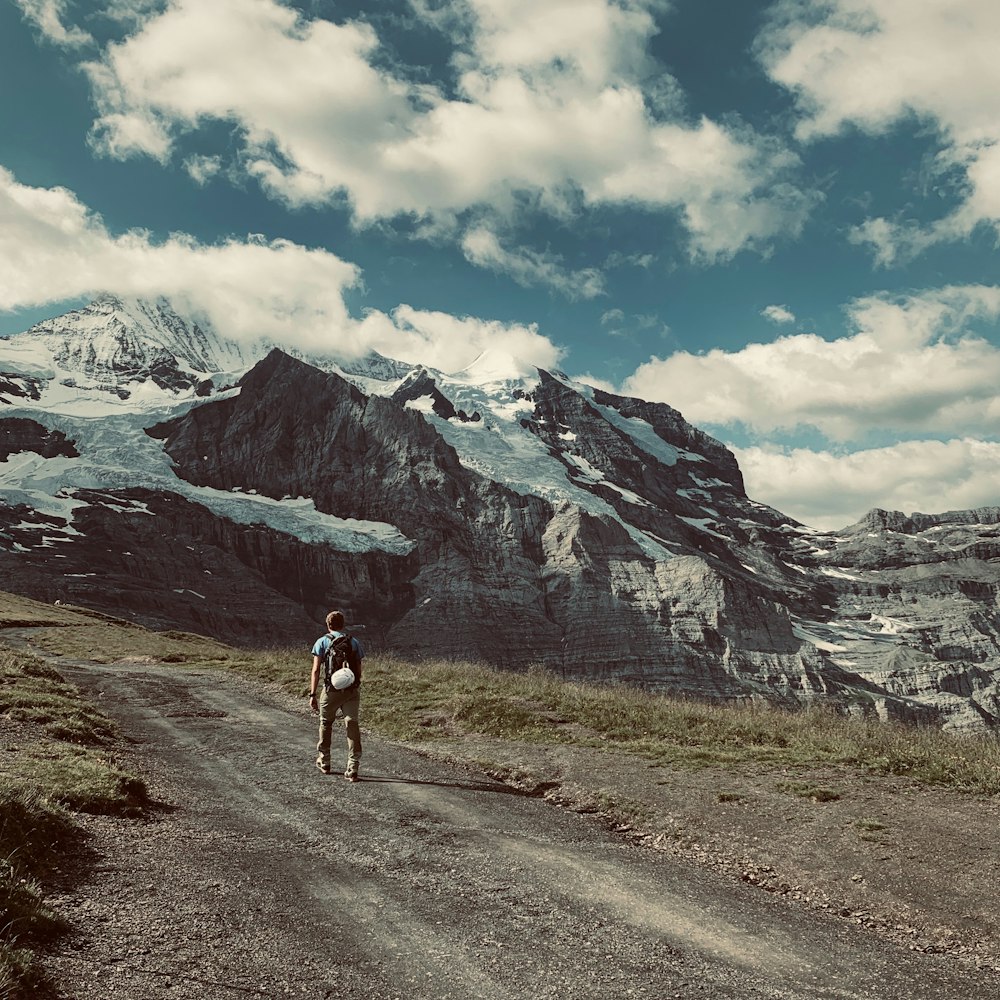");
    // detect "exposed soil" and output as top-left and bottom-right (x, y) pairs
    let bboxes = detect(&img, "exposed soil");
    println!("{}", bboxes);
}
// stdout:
(11, 638), (1000, 1000)
(450, 738), (1000, 968)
